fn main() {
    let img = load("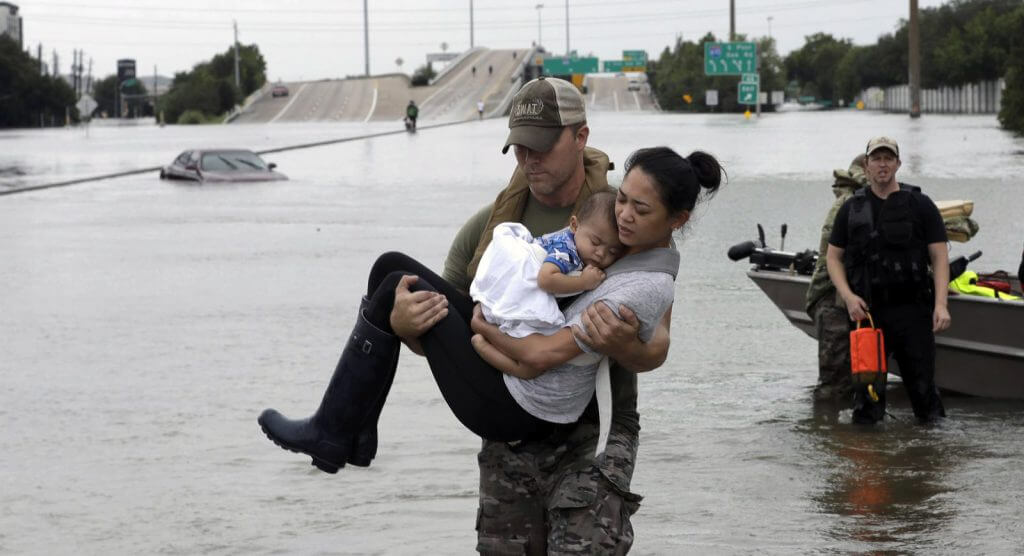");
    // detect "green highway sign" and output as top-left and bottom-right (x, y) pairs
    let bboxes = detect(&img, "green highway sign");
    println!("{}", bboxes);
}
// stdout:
(738, 82), (759, 105)
(543, 56), (599, 75)
(704, 42), (757, 75)
(741, 73), (759, 84)
(603, 60), (624, 72)
(622, 50), (647, 63)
